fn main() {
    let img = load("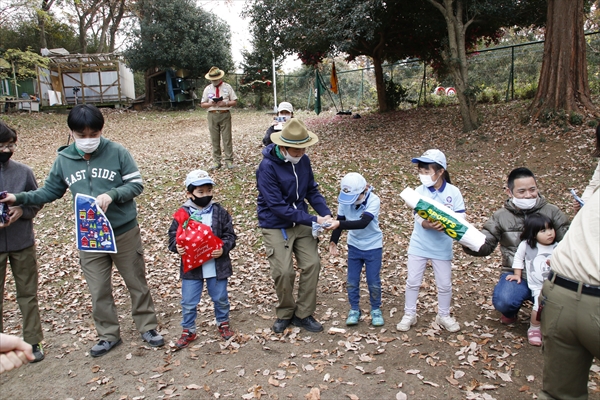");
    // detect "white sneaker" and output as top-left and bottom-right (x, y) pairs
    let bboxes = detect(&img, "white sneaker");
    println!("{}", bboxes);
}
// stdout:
(396, 314), (417, 331)
(435, 315), (460, 332)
